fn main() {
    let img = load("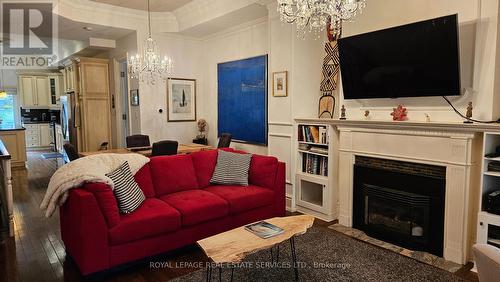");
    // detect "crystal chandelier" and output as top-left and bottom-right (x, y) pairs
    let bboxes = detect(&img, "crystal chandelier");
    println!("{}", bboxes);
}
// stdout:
(128, 0), (173, 84)
(277, 0), (366, 38)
